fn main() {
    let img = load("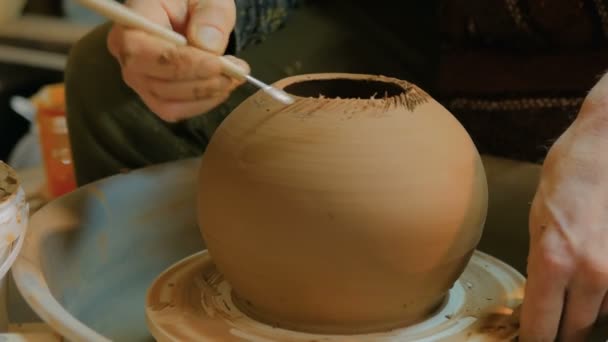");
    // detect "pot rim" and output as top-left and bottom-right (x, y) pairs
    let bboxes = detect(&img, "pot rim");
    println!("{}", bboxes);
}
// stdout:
(275, 72), (403, 84)
(270, 73), (431, 111)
